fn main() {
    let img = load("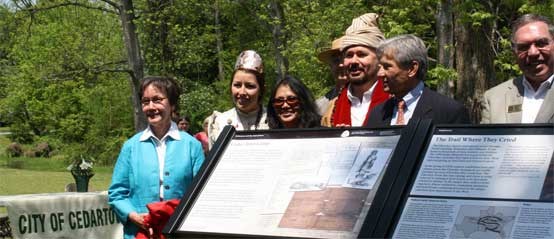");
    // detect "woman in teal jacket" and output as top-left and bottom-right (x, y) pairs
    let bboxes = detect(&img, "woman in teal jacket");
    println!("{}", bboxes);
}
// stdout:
(108, 76), (205, 239)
